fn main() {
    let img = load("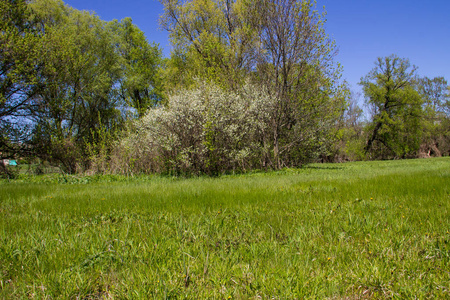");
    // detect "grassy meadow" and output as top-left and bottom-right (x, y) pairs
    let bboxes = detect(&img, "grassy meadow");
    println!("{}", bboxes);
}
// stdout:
(1, 158), (450, 299)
